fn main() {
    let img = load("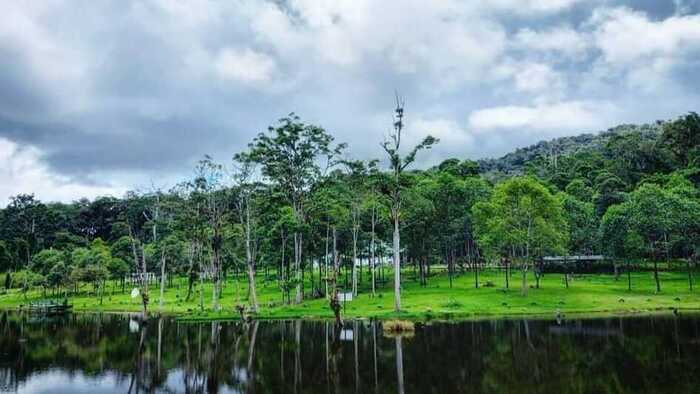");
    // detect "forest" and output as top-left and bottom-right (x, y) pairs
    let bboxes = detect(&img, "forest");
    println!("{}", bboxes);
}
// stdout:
(0, 106), (699, 322)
